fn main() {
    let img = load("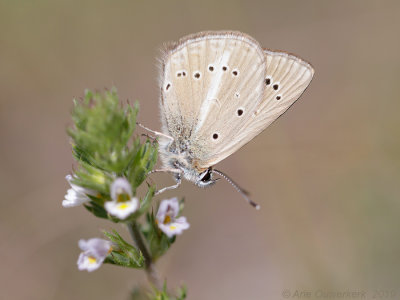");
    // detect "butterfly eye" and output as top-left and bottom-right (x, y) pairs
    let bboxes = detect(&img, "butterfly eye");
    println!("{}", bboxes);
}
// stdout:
(276, 95), (282, 100)
(212, 133), (219, 140)
(222, 66), (228, 71)
(165, 83), (171, 91)
(200, 169), (211, 182)
(237, 108), (244, 116)
(232, 69), (239, 77)
(265, 77), (272, 86)
(208, 65), (215, 72)
(273, 83), (280, 91)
